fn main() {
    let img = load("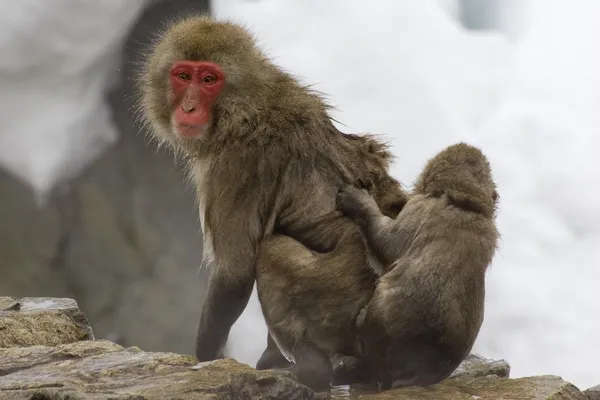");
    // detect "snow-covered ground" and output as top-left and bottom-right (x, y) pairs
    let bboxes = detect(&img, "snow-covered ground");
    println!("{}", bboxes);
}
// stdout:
(212, 0), (600, 390)
(0, 0), (147, 201)
(1, 0), (598, 391)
